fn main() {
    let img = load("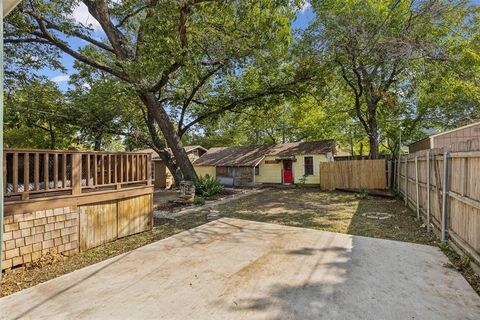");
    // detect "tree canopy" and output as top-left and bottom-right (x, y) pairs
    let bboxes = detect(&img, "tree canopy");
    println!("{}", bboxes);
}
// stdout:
(4, 0), (480, 181)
